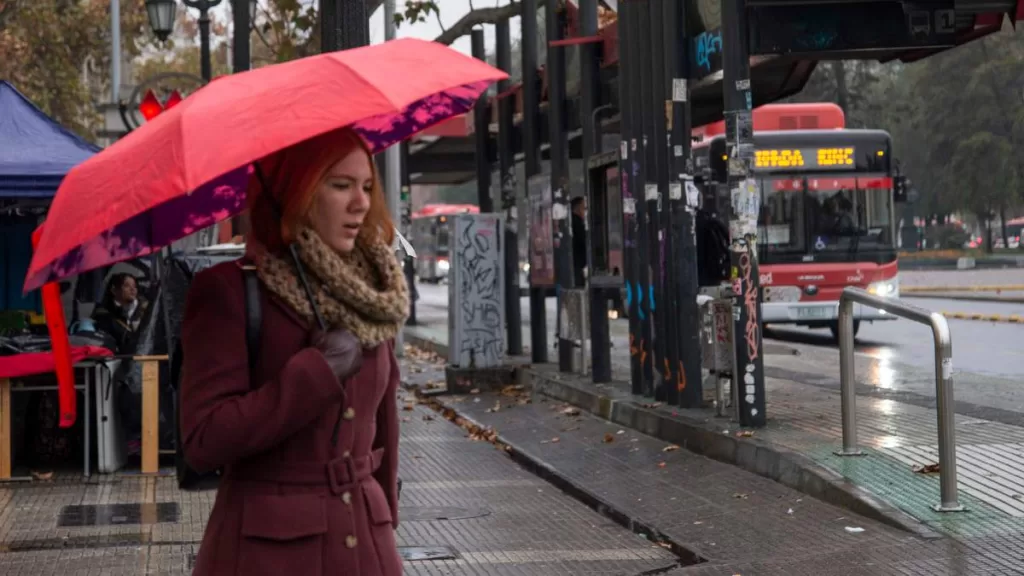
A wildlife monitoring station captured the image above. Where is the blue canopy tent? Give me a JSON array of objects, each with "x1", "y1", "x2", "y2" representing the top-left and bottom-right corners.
[{"x1": 0, "y1": 80, "x2": 100, "y2": 312}]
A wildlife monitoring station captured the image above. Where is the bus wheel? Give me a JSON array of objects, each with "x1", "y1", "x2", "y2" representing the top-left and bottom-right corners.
[{"x1": 829, "y1": 320, "x2": 860, "y2": 341}]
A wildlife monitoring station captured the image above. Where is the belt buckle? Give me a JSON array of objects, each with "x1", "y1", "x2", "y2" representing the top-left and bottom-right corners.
[{"x1": 326, "y1": 455, "x2": 358, "y2": 494}]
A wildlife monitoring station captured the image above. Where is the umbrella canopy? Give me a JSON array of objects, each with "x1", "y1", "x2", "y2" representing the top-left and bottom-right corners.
[{"x1": 25, "y1": 38, "x2": 505, "y2": 292}]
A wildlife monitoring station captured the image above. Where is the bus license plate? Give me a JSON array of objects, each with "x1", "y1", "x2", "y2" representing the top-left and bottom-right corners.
[{"x1": 797, "y1": 306, "x2": 832, "y2": 320}]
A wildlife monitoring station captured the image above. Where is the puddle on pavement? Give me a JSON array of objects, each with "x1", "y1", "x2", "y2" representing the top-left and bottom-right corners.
[
  {"x1": 399, "y1": 546, "x2": 459, "y2": 561},
  {"x1": 57, "y1": 502, "x2": 180, "y2": 527}
]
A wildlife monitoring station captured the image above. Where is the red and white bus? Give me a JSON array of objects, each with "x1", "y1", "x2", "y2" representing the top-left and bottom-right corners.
[
  {"x1": 695, "y1": 103, "x2": 899, "y2": 338},
  {"x1": 409, "y1": 203, "x2": 479, "y2": 283}
]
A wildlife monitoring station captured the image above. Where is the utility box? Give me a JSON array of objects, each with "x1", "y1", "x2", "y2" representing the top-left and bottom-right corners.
[{"x1": 447, "y1": 213, "x2": 506, "y2": 368}]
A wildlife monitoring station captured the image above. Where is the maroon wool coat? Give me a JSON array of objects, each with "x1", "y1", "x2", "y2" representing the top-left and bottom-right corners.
[{"x1": 180, "y1": 261, "x2": 402, "y2": 576}]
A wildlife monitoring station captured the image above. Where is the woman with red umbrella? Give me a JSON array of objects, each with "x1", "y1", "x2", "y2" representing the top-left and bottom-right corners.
[
  {"x1": 24, "y1": 38, "x2": 506, "y2": 576},
  {"x1": 180, "y1": 127, "x2": 408, "y2": 575}
]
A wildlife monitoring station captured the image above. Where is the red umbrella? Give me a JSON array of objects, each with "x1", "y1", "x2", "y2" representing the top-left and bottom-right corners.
[
  {"x1": 24, "y1": 38, "x2": 504, "y2": 427},
  {"x1": 25, "y1": 38, "x2": 505, "y2": 292}
]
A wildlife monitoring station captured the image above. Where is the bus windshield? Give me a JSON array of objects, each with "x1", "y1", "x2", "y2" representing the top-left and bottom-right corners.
[{"x1": 758, "y1": 176, "x2": 894, "y2": 258}]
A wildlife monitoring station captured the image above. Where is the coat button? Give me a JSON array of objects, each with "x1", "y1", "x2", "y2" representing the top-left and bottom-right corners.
[
  {"x1": 342, "y1": 450, "x2": 351, "y2": 458},
  {"x1": 341, "y1": 491, "x2": 352, "y2": 505},
  {"x1": 343, "y1": 407, "x2": 355, "y2": 420},
  {"x1": 346, "y1": 535, "x2": 358, "y2": 548}
]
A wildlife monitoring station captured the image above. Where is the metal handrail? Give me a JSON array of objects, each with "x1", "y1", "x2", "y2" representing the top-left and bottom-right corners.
[{"x1": 836, "y1": 287, "x2": 964, "y2": 512}]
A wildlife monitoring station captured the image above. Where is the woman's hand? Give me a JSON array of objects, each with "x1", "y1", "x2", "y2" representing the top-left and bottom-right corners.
[{"x1": 311, "y1": 329, "x2": 363, "y2": 382}]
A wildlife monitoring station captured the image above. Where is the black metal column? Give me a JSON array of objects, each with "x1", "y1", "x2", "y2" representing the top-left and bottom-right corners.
[
  {"x1": 197, "y1": 4, "x2": 214, "y2": 82},
  {"x1": 496, "y1": 19, "x2": 523, "y2": 356},
  {"x1": 522, "y1": 0, "x2": 548, "y2": 363},
  {"x1": 400, "y1": 141, "x2": 417, "y2": 325},
  {"x1": 634, "y1": 0, "x2": 656, "y2": 395},
  {"x1": 320, "y1": 0, "x2": 338, "y2": 51},
  {"x1": 579, "y1": 0, "x2": 609, "y2": 382},
  {"x1": 232, "y1": 0, "x2": 250, "y2": 73},
  {"x1": 666, "y1": 0, "x2": 701, "y2": 407},
  {"x1": 472, "y1": 29, "x2": 494, "y2": 213},
  {"x1": 338, "y1": 0, "x2": 368, "y2": 49},
  {"x1": 619, "y1": 0, "x2": 643, "y2": 395},
  {"x1": 546, "y1": 1, "x2": 574, "y2": 372},
  {"x1": 647, "y1": 0, "x2": 675, "y2": 404},
  {"x1": 722, "y1": 0, "x2": 766, "y2": 427}
]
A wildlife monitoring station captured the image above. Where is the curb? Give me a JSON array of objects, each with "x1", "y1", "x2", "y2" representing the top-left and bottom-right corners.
[
  {"x1": 940, "y1": 311, "x2": 1024, "y2": 324},
  {"x1": 902, "y1": 285, "x2": 1024, "y2": 294},
  {"x1": 401, "y1": 328, "x2": 942, "y2": 542},
  {"x1": 904, "y1": 293, "x2": 1024, "y2": 304}
]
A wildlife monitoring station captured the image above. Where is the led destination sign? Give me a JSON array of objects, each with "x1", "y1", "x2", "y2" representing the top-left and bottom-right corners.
[{"x1": 754, "y1": 147, "x2": 856, "y2": 171}]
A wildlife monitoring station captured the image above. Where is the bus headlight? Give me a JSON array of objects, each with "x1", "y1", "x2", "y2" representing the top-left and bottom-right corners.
[
  {"x1": 867, "y1": 279, "x2": 898, "y2": 297},
  {"x1": 438, "y1": 259, "x2": 450, "y2": 272}
]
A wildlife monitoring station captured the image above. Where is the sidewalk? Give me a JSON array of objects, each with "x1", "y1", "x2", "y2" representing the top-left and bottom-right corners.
[
  {"x1": 405, "y1": 321, "x2": 1024, "y2": 572},
  {"x1": 0, "y1": 356, "x2": 677, "y2": 575}
]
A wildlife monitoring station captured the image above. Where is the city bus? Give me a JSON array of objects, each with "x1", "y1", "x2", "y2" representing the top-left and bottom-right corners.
[
  {"x1": 409, "y1": 203, "x2": 479, "y2": 283},
  {"x1": 695, "y1": 107, "x2": 899, "y2": 338}
]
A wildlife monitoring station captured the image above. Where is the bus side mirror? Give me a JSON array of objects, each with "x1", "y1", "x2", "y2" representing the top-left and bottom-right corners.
[{"x1": 893, "y1": 175, "x2": 909, "y2": 203}]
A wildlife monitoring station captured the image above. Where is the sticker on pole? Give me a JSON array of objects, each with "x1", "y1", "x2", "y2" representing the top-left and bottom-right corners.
[
  {"x1": 623, "y1": 198, "x2": 636, "y2": 215},
  {"x1": 552, "y1": 203, "x2": 569, "y2": 220},
  {"x1": 672, "y1": 78, "x2": 688, "y2": 102},
  {"x1": 645, "y1": 184, "x2": 659, "y2": 201},
  {"x1": 669, "y1": 183, "x2": 682, "y2": 200},
  {"x1": 684, "y1": 180, "x2": 700, "y2": 208},
  {"x1": 621, "y1": 140, "x2": 628, "y2": 158},
  {"x1": 941, "y1": 357, "x2": 952, "y2": 380}
]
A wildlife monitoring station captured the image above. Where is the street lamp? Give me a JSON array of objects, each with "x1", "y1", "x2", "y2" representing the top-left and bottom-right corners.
[{"x1": 146, "y1": 0, "x2": 258, "y2": 82}]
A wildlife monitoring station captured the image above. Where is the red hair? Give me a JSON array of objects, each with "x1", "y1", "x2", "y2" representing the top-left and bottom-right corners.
[{"x1": 247, "y1": 128, "x2": 395, "y2": 254}]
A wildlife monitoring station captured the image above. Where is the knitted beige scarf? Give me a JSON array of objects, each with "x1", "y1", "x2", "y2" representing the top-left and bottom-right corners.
[{"x1": 255, "y1": 227, "x2": 410, "y2": 347}]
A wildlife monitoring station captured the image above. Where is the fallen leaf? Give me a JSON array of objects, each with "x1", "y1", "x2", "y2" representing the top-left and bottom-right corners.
[
  {"x1": 402, "y1": 403, "x2": 415, "y2": 412},
  {"x1": 616, "y1": 430, "x2": 626, "y2": 435},
  {"x1": 561, "y1": 407, "x2": 581, "y2": 416},
  {"x1": 603, "y1": 433, "x2": 615, "y2": 443},
  {"x1": 422, "y1": 414, "x2": 434, "y2": 421},
  {"x1": 912, "y1": 463, "x2": 940, "y2": 474},
  {"x1": 733, "y1": 493, "x2": 749, "y2": 499},
  {"x1": 662, "y1": 445, "x2": 680, "y2": 452},
  {"x1": 469, "y1": 388, "x2": 481, "y2": 395},
  {"x1": 551, "y1": 437, "x2": 560, "y2": 443},
  {"x1": 736, "y1": 430, "x2": 754, "y2": 437},
  {"x1": 657, "y1": 462, "x2": 666, "y2": 468}
]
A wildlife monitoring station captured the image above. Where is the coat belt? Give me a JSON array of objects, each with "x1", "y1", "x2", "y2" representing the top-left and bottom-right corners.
[{"x1": 231, "y1": 448, "x2": 384, "y2": 495}]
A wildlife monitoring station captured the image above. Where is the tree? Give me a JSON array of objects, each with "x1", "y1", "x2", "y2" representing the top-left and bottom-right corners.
[{"x1": 0, "y1": 0, "x2": 153, "y2": 140}]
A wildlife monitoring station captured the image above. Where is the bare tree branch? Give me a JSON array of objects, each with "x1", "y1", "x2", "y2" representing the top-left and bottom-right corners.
[
  {"x1": 433, "y1": 0, "x2": 545, "y2": 46},
  {"x1": 434, "y1": 9, "x2": 446, "y2": 33}
]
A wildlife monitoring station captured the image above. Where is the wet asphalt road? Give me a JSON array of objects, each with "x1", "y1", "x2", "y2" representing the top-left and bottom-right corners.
[{"x1": 414, "y1": 268, "x2": 1024, "y2": 414}]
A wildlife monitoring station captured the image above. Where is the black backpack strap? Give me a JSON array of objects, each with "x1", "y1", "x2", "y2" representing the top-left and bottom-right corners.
[{"x1": 241, "y1": 264, "x2": 262, "y2": 370}]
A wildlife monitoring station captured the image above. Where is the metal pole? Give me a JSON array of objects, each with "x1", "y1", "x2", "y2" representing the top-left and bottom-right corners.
[
  {"x1": 666, "y1": 0, "x2": 701, "y2": 408},
  {"x1": 932, "y1": 312, "x2": 961, "y2": 511},
  {"x1": 471, "y1": 29, "x2": 494, "y2": 213},
  {"x1": 111, "y1": 0, "x2": 121, "y2": 104},
  {"x1": 634, "y1": 0, "x2": 656, "y2": 395},
  {"x1": 836, "y1": 298, "x2": 860, "y2": 455},
  {"x1": 646, "y1": 0, "x2": 674, "y2": 403},
  {"x1": 384, "y1": 0, "x2": 403, "y2": 355},
  {"x1": 722, "y1": 0, "x2": 766, "y2": 427},
  {"x1": 522, "y1": 0, "x2": 548, "y2": 363},
  {"x1": 232, "y1": 0, "x2": 251, "y2": 73},
  {"x1": 198, "y1": 4, "x2": 213, "y2": 81},
  {"x1": 579, "y1": 0, "x2": 609, "y2": 382},
  {"x1": 338, "y1": 0, "x2": 369, "y2": 49},
  {"x1": 321, "y1": 0, "x2": 338, "y2": 51},
  {"x1": 618, "y1": 0, "x2": 643, "y2": 395},
  {"x1": 496, "y1": 18, "x2": 522, "y2": 356},
  {"x1": 836, "y1": 288, "x2": 963, "y2": 511},
  {"x1": 546, "y1": 0, "x2": 574, "y2": 372},
  {"x1": 400, "y1": 142, "x2": 417, "y2": 326}
]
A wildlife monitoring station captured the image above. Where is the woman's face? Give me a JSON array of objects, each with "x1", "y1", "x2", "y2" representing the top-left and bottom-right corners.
[
  {"x1": 310, "y1": 147, "x2": 374, "y2": 254},
  {"x1": 116, "y1": 277, "x2": 137, "y2": 304}
]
